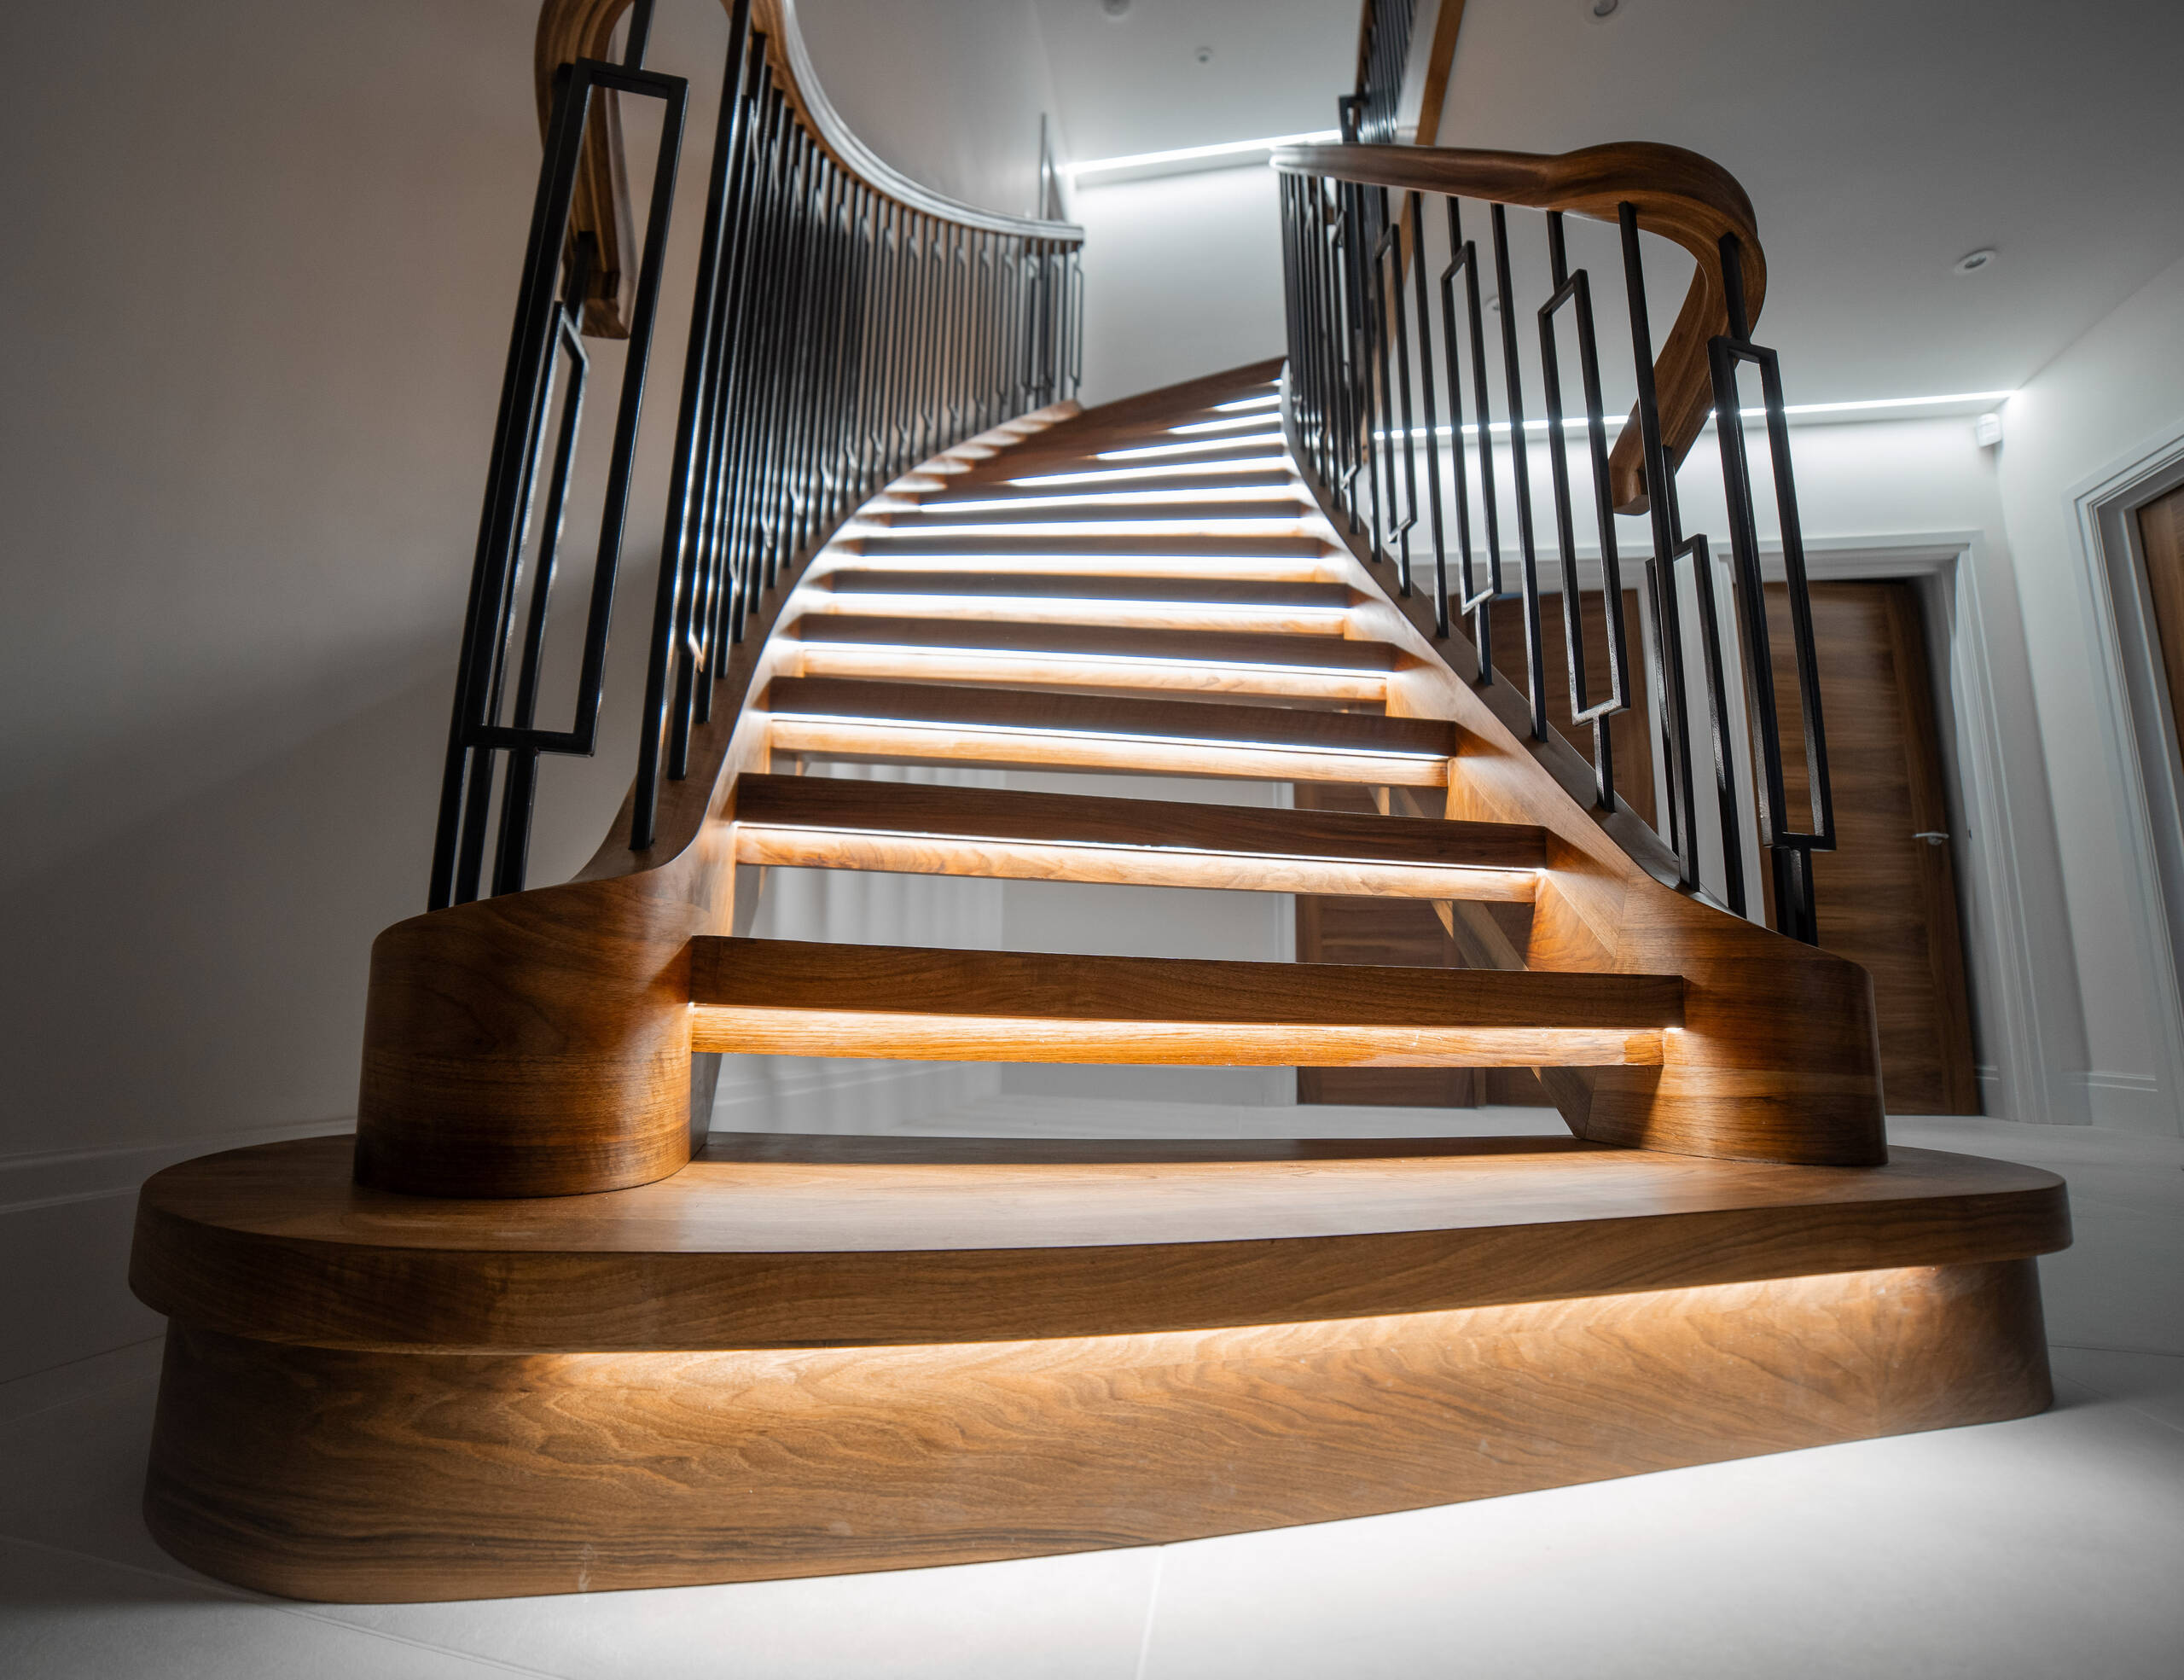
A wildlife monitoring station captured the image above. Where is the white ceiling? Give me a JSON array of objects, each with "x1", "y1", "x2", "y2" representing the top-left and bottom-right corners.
[
  {"x1": 1433, "y1": 0, "x2": 2184, "y2": 404},
  {"x1": 1031, "y1": 0, "x2": 1356, "y2": 160},
  {"x1": 1032, "y1": 0, "x2": 2184, "y2": 404}
]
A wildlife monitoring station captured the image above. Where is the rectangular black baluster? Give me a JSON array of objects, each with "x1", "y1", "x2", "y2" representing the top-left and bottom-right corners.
[
  {"x1": 1674, "y1": 532, "x2": 1747, "y2": 916},
  {"x1": 1374, "y1": 192, "x2": 1420, "y2": 596},
  {"x1": 1490, "y1": 203, "x2": 1546, "y2": 741},
  {"x1": 1536, "y1": 210, "x2": 1631, "y2": 811},
  {"x1": 659, "y1": 3, "x2": 752, "y2": 778},
  {"x1": 489, "y1": 282, "x2": 592, "y2": 898},
  {"x1": 1405, "y1": 190, "x2": 1449, "y2": 633},
  {"x1": 1441, "y1": 197, "x2": 1502, "y2": 683},
  {"x1": 1618, "y1": 200, "x2": 1700, "y2": 888},
  {"x1": 1710, "y1": 231, "x2": 1834, "y2": 939}
]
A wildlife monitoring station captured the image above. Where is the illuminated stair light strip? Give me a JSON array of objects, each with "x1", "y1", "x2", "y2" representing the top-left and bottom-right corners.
[
  {"x1": 1168, "y1": 413, "x2": 1284, "y2": 436},
  {"x1": 799, "y1": 642, "x2": 1385, "y2": 682},
  {"x1": 810, "y1": 593, "x2": 1349, "y2": 622},
  {"x1": 1007, "y1": 456, "x2": 1291, "y2": 488},
  {"x1": 1094, "y1": 432, "x2": 1287, "y2": 462},
  {"x1": 895, "y1": 517, "x2": 1311, "y2": 539},
  {"x1": 766, "y1": 712, "x2": 1444, "y2": 763},
  {"x1": 918, "y1": 485, "x2": 1301, "y2": 514},
  {"x1": 1211, "y1": 392, "x2": 1283, "y2": 412},
  {"x1": 741, "y1": 820, "x2": 1528, "y2": 872}
]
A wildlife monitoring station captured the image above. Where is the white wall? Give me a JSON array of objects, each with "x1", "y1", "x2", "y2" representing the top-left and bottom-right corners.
[
  {"x1": 795, "y1": 0, "x2": 1062, "y2": 219},
  {"x1": 1072, "y1": 165, "x2": 1287, "y2": 405},
  {"x1": 1992, "y1": 252, "x2": 2184, "y2": 1135}
]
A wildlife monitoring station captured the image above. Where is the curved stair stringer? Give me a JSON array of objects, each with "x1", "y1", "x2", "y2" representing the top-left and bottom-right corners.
[
  {"x1": 354, "y1": 402, "x2": 1080, "y2": 1199},
  {"x1": 1289, "y1": 419, "x2": 1887, "y2": 1167}
]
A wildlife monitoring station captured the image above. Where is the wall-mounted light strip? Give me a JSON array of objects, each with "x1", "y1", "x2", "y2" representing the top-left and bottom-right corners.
[
  {"x1": 1369, "y1": 389, "x2": 2021, "y2": 445},
  {"x1": 1063, "y1": 129, "x2": 1342, "y2": 186}
]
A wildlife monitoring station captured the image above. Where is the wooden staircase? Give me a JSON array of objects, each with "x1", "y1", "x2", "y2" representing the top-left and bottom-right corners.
[{"x1": 131, "y1": 363, "x2": 2069, "y2": 1602}]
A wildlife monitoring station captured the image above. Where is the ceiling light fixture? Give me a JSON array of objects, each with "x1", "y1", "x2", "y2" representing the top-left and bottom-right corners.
[
  {"x1": 1954, "y1": 247, "x2": 1996, "y2": 276},
  {"x1": 1591, "y1": 0, "x2": 1623, "y2": 16}
]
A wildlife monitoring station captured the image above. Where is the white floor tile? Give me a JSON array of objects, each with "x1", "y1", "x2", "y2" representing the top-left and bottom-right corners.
[
  {"x1": 0, "y1": 1538, "x2": 555, "y2": 1680},
  {"x1": 322, "y1": 1547, "x2": 1159, "y2": 1680},
  {"x1": 2052, "y1": 1346, "x2": 2184, "y2": 1435},
  {"x1": 1137, "y1": 1398, "x2": 2184, "y2": 1680}
]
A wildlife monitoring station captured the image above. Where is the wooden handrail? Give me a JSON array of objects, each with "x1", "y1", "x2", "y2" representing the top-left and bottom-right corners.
[
  {"x1": 1271, "y1": 139, "x2": 1765, "y2": 514},
  {"x1": 536, "y1": 0, "x2": 1082, "y2": 336}
]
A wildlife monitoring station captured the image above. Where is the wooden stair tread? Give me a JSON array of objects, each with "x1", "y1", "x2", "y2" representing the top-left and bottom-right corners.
[
  {"x1": 793, "y1": 613, "x2": 1399, "y2": 670},
  {"x1": 763, "y1": 677, "x2": 1457, "y2": 782},
  {"x1": 131, "y1": 1135, "x2": 2069, "y2": 1351},
  {"x1": 735, "y1": 774, "x2": 1543, "y2": 866},
  {"x1": 819, "y1": 572, "x2": 1352, "y2": 608}
]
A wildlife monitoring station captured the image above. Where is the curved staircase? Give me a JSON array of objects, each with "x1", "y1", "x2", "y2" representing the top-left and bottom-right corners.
[{"x1": 126, "y1": 0, "x2": 2069, "y2": 1605}]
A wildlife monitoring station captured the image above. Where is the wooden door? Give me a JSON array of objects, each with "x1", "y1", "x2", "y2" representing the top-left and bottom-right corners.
[
  {"x1": 1763, "y1": 580, "x2": 1978, "y2": 1113},
  {"x1": 2136, "y1": 484, "x2": 2184, "y2": 733}
]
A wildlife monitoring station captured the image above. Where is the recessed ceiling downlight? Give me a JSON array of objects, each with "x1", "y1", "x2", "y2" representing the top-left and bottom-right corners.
[
  {"x1": 1101, "y1": 0, "x2": 1130, "y2": 18},
  {"x1": 1591, "y1": 0, "x2": 1623, "y2": 18},
  {"x1": 1954, "y1": 247, "x2": 1997, "y2": 276}
]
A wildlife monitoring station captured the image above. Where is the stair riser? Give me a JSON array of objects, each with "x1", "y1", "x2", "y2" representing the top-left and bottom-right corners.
[{"x1": 734, "y1": 828, "x2": 1539, "y2": 901}]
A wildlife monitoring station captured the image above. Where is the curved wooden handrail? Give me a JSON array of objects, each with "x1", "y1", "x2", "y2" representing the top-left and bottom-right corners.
[
  {"x1": 1271, "y1": 140, "x2": 1765, "y2": 514},
  {"x1": 537, "y1": 0, "x2": 1082, "y2": 335}
]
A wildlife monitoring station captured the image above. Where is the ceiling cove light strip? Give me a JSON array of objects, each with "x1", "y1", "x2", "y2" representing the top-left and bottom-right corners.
[
  {"x1": 1062, "y1": 130, "x2": 1342, "y2": 183},
  {"x1": 1368, "y1": 390, "x2": 2022, "y2": 444}
]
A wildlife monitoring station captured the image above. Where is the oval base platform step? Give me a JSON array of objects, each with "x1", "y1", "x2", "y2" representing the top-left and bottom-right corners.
[{"x1": 131, "y1": 1133, "x2": 2066, "y2": 1602}]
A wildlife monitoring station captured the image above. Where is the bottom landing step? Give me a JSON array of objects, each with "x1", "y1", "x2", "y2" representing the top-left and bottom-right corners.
[{"x1": 128, "y1": 1134, "x2": 2068, "y2": 1602}]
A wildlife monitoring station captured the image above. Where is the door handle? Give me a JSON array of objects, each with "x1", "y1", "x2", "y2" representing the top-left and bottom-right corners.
[{"x1": 1913, "y1": 831, "x2": 1949, "y2": 846}]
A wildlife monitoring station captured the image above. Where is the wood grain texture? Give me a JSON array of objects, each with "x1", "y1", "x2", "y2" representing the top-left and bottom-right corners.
[
  {"x1": 132, "y1": 1134, "x2": 2067, "y2": 1352},
  {"x1": 687, "y1": 936, "x2": 1678, "y2": 1064},
  {"x1": 1763, "y1": 582, "x2": 1978, "y2": 1114},
  {"x1": 2140, "y1": 484, "x2": 2184, "y2": 750},
  {"x1": 142, "y1": 1259, "x2": 2052, "y2": 1601},
  {"x1": 354, "y1": 408, "x2": 1077, "y2": 1198},
  {"x1": 1292, "y1": 404, "x2": 1890, "y2": 1166},
  {"x1": 535, "y1": 0, "x2": 1081, "y2": 335},
  {"x1": 795, "y1": 615, "x2": 1397, "y2": 671},
  {"x1": 764, "y1": 675, "x2": 1456, "y2": 782},
  {"x1": 1272, "y1": 139, "x2": 1763, "y2": 513},
  {"x1": 733, "y1": 771, "x2": 1543, "y2": 901}
]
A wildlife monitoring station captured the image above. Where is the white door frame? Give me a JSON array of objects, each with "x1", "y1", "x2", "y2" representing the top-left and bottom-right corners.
[{"x1": 2064, "y1": 419, "x2": 2184, "y2": 1132}]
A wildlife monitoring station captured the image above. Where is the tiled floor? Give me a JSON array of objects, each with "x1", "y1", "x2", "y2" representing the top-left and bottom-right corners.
[{"x1": 3, "y1": 1110, "x2": 2180, "y2": 1678}]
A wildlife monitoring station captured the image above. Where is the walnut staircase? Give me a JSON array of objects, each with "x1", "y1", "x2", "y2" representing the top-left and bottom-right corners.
[{"x1": 131, "y1": 364, "x2": 2069, "y2": 1602}]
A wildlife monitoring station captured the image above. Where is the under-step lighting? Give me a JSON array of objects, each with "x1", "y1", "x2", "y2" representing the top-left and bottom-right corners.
[
  {"x1": 1095, "y1": 432, "x2": 1287, "y2": 462},
  {"x1": 766, "y1": 712, "x2": 1445, "y2": 763},
  {"x1": 1169, "y1": 414, "x2": 1284, "y2": 436},
  {"x1": 885, "y1": 517, "x2": 1311, "y2": 540},
  {"x1": 918, "y1": 485, "x2": 1299, "y2": 514},
  {"x1": 1007, "y1": 456, "x2": 1289, "y2": 488},
  {"x1": 1211, "y1": 393, "x2": 1283, "y2": 413}
]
